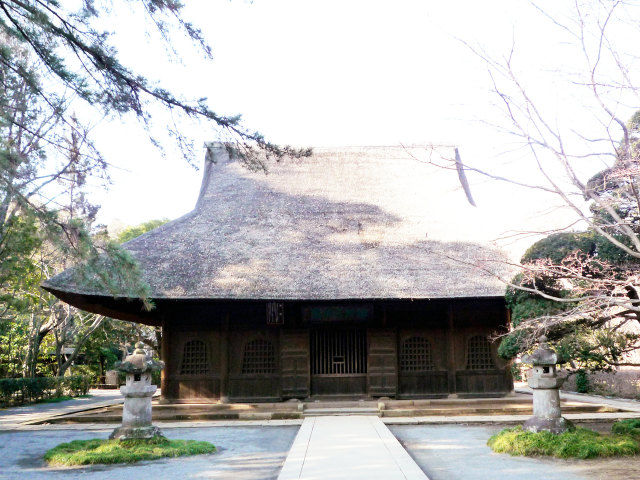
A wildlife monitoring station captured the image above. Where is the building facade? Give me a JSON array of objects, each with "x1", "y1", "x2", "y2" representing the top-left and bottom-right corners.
[
  {"x1": 158, "y1": 298, "x2": 510, "y2": 402},
  {"x1": 45, "y1": 144, "x2": 514, "y2": 402}
]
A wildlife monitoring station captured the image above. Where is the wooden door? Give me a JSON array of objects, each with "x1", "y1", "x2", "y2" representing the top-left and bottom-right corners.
[
  {"x1": 310, "y1": 329, "x2": 367, "y2": 396},
  {"x1": 280, "y1": 330, "x2": 310, "y2": 399},
  {"x1": 367, "y1": 329, "x2": 397, "y2": 397}
]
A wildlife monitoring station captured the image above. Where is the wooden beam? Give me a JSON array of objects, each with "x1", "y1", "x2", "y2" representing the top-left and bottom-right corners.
[
  {"x1": 446, "y1": 304, "x2": 457, "y2": 397},
  {"x1": 219, "y1": 312, "x2": 230, "y2": 403},
  {"x1": 160, "y1": 316, "x2": 170, "y2": 401}
]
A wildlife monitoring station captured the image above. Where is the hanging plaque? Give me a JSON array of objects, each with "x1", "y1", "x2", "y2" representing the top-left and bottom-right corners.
[{"x1": 266, "y1": 302, "x2": 284, "y2": 325}]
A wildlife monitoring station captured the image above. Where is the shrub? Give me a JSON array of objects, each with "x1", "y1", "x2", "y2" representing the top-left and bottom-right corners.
[
  {"x1": 612, "y1": 419, "x2": 640, "y2": 437},
  {"x1": 69, "y1": 365, "x2": 100, "y2": 384},
  {"x1": 0, "y1": 378, "x2": 22, "y2": 405},
  {"x1": 487, "y1": 426, "x2": 639, "y2": 459},
  {"x1": 510, "y1": 363, "x2": 522, "y2": 381},
  {"x1": 575, "y1": 369, "x2": 590, "y2": 393},
  {"x1": 64, "y1": 375, "x2": 91, "y2": 396},
  {"x1": 23, "y1": 377, "x2": 53, "y2": 402},
  {"x1": 0, "y1": 375, "x2": 92, "y2": 406},
  {"x1": 151, "y1": 368, "x2": 161, "y2": 386}
]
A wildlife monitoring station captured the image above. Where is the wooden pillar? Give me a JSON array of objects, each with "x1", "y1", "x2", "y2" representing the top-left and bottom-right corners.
[
  {"x1": 505, "y1": 306, "x2": 515, "y2": 394},
  {"x1": 219, "y1": 312, "x2": 230, "y2": 403},
  {"x1": 160, "y1": 317, "x2": 170, "y2": 402},
  {"x1": 446, "y1": 304, "x2": 457, "y2": 397}
]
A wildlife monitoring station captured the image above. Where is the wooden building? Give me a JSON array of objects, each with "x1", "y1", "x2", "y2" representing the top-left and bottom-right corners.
[{"x1": 44, "y1": 144, "x2": 514, "y2": 402}]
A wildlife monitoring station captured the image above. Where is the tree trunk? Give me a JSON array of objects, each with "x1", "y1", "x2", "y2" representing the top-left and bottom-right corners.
[
  {"x1": 57, "y1": 315, "x2": 105, "y2": 377},
  {"x1": 23, "y1": 314, "x2": 50, "y2": 377},
  {"x1": 23, "y1": 310, "x2": 61, "y2": 377}
]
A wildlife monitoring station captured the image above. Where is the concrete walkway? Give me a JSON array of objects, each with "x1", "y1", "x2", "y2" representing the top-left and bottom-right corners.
[
  {"x1": 278, "y1": 416, "x2": 428, "y2": 480},
  {"x1": 517, "y1": 385, "x2": 640, "y2": 413},
  {"x1": 0, "y1": 389, "x2": 125, "y2": 429}
]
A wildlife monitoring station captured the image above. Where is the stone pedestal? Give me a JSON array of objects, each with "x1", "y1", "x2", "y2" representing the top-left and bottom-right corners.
[
  {"x1": 523, "y1": 375, "x2": 572, "y2": 434},
  {"x1": 522, "y1": 336, "x2": 572, "y2": 434},
  {"x1": 110, "y1": 342, "x2": 165, "y2": 441},
  {"x1": 105, "y1": 370, "x2": 119, "y2": 387}
]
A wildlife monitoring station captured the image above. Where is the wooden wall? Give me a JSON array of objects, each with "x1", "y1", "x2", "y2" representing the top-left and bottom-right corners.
[
  {"x1": 163, "y1": 326, "x2": 222, "y2": 401},
  {"x1": 160, "y1": 298, "x2": 513, "y2": 402}
]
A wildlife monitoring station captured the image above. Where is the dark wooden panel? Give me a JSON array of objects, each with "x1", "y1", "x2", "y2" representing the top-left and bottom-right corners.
[
  {"x1": 311, "y1": 375, "x2": 367, "y2": 396},
  {"x1": 228, "y1": 375, "x2": 280, "y2": 401},
  {"x1": 455, "y1": 370, "x2": 511, "y2": 395},
  {"x1": 177, "y1": 377, "x2": 219, "y2": 399},
  {"x1": 367, "y1": 329, "x2": 397, "y2": 397},
  {"x1": 163, "y1": 378, "x2": 180, "y2": 399},
  {"x1": 280, "y1": 330, "x2": 310, "y2": 399},
  {"x1": 398, "y1": 371, "x2": 448, "y2": 397}
]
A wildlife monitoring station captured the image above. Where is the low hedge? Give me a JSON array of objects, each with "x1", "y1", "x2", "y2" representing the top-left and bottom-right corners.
[{"x1": 0, "y1": 375, "x2": 91, "y2": 406}]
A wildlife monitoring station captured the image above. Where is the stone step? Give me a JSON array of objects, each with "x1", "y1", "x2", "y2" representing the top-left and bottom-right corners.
[
  {"x1": 35, "y1": 392, "x2": 627, "y2": 424},
  {"x1": 38, "y1": 410, "x2": 303, "y2": 424},
  {"x1": 304, "y1": 401, "x2": 378, "y2": 409},
  {"x1": 304, "y1": 407, "x2": 380, "y2": 417},
  {"x1": 381, "y1": 404, "x2": 621, "y2": 417}
]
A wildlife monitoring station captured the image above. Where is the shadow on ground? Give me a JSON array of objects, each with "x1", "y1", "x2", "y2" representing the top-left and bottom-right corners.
[
  {"x1": 391, "y1": 423, "x2": 640, "y2": 480},
  {"x1": 0, "y1": 425, "x2": 298, "y2": 480}
]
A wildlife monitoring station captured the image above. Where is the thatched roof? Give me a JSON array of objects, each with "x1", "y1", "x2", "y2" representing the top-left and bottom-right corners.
[{"x1": 44, "y1": 144, "x2": 514, "y2": 302}]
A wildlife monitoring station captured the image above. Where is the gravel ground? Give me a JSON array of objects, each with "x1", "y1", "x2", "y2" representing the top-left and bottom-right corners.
[
  {"x1": 5, "y1": 421, "x2": 640, "y2": 480},
  {"x1": 390, "y1": 423, "x2": 640, "y2": 480},
  {"x1": 0, "y1": 425, "x2": 298, "y2": 480}
]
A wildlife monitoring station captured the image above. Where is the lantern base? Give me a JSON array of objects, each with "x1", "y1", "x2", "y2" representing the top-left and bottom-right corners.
[
  {"x1": 523, "y1": 416, "x2": 573, "y2": 435},
  {"x1": 109, "y1": 425, "x2": 165, "y2": 441}
]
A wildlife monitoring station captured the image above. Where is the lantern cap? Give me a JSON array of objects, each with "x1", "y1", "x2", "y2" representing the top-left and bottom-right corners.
[
  {"x1": 115, "y1": 341, "x2": 164, "y2": 374},
  {"x1": 522, "y1": 336, "x2": 563, "y2": 366}
]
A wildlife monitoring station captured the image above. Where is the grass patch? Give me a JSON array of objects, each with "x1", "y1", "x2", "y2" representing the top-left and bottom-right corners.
[
  {"x1": 44, "y1": 437, "x2": 216, "y2": 466},
  {"x1": 487, "y1": 426, "x2": 639, "y2": 459},
  {"x1": 612, "y1": 419, "x2": 640, "y2": 437}
]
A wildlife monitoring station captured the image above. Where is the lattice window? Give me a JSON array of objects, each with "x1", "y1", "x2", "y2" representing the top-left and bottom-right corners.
[
  {"x1": 400, "y1": 336, "x2": 434, "y2": 372},
  {"x1": 180, "y1": 340, "x2": 210, "y2": 375},
  {"x1": 310, "y1": 329, "x2": 367, "y2": 375},
  {"x1": 466, "y1": 335, "x2": 494, "y2": 370},
  {"x1": 242, "y1": 339, "x2": 276, "y2": 374}
]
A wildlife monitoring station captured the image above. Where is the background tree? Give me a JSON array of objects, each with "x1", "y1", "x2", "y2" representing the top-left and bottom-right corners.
[
  {"x1": 0, "y1": 215, "x2": 167, "y2": 380},
  {"x1": 50, "y1": 217, "x2": 167, "y2": 380},
  {"x1": 0, "y1": 56, "x2": 164, "y2": 378},
  {"x1": 116, "y1": 218, "x2": 169, "y2": 244},
  {"x1": 0, "y1": 3, "x2": 310, "y2": 345},
  {"x1": 498, "y1": 107, "x2": 640, "y2": 369},
  {"x1": 441, "y1": 2, "x2": 640, "y2": 366},
  {"x1": 0, "y1": 0, "x2": 310, "y2": 170}
]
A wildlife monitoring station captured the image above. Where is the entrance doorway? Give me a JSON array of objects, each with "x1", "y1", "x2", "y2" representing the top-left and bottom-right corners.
[{"x1": 310, "y1": 328, "x2": 367, "y2": 396}]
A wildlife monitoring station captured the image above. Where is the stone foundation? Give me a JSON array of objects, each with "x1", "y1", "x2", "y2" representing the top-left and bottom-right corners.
[
  {"x1": 109, "y1": 425, "x2": 165, "y2": 441},
  {"x1": 523, "y1": 416, "x2": 573, "y2": 435}
]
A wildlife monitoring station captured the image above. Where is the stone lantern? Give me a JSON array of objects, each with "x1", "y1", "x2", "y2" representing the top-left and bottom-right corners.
[
  {"x1": 110, "y1": 341, "x2": 165, "y2": 440},
  {"x1": 522, "y1": 336, "x2": 572, "y2": 434}
]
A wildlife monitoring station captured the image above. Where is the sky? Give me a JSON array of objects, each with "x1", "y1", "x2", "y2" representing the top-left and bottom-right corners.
[{"x1": 86, "y1": 0, "x2": 639, "y2": 249}]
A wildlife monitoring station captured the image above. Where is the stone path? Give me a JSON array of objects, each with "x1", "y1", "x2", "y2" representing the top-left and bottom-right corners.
[
  {"x1": 0, "y1": 390, "x2": 125, "y2": 429},
  {"x1": 278, "y1": 416, "x2": 428, "y2": 480}
]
